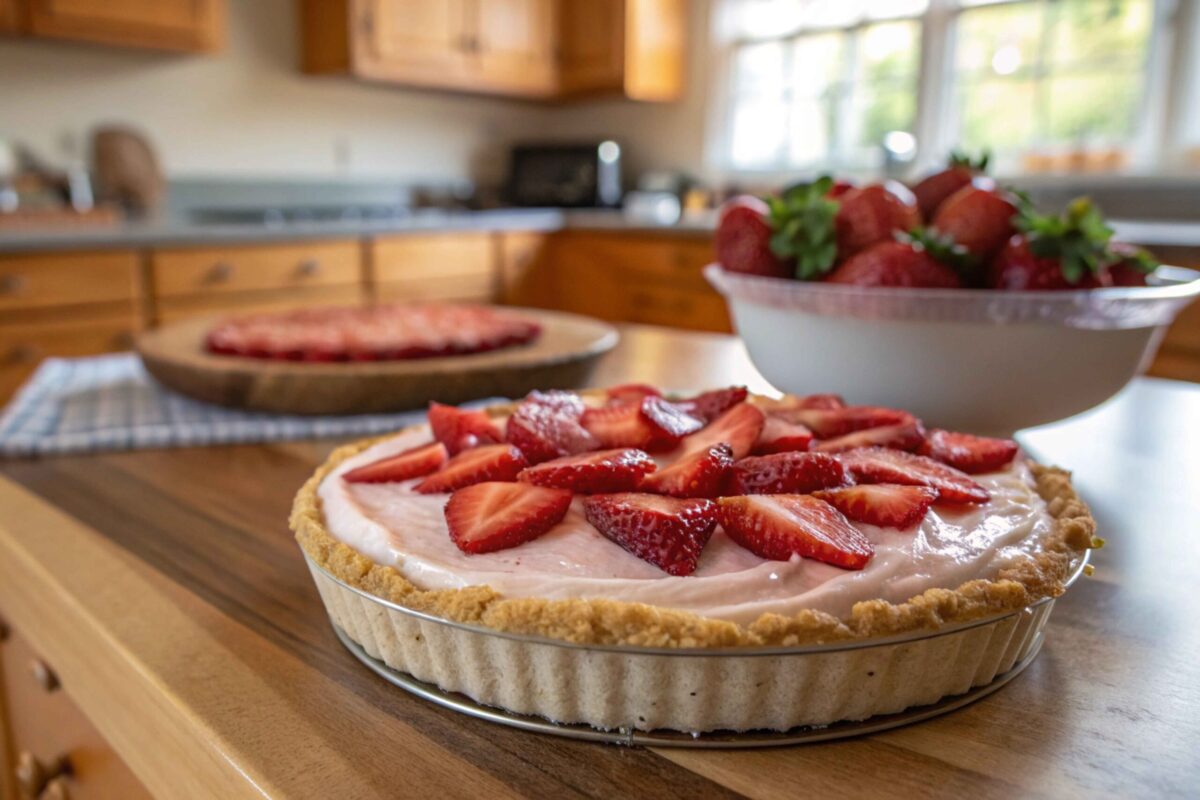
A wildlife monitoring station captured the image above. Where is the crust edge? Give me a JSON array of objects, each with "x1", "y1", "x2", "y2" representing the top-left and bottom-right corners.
[{"x1": 290, "y1": 409, "x2": 1097, "y2": 648}]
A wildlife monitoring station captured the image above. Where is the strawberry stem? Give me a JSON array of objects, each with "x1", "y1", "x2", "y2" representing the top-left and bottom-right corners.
[
  {"x1": 1013, "y1": 194, "x2": 1116, "y2": 284},
  {"x1": 765, "y1": 176, "x2": 840, "y2": 280}
]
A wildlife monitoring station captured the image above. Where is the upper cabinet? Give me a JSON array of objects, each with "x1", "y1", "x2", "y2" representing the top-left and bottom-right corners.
[
  {"x1": 301, "y1": 0, "x2": 683, "y2": 102},
  {"x1": 11, "y1": 0, "x2": 224, "y2": 52},
  {"x1": 0, "y1": 0, "x2": 21, "y2": 34}
]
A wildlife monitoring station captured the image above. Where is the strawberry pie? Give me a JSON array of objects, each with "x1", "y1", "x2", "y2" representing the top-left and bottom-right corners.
[
  {"x1": 206, "y1": 303, "x2": 541, "y2": 361},
  {"x1": 292, "y1": 385, "x2": 1097, "y2": 732}
]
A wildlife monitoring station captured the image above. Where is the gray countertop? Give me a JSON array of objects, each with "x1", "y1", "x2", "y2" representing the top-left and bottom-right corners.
[
  {"x1": 0, "y1": 208, "x2": 718, "y2": 253},
  {"x1": 1, "y1": 205, "x2": 1196, "y2": 253}
]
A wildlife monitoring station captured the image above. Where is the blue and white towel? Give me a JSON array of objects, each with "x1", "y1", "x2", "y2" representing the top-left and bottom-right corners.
[{"x1": 0, "y1": 353, "x2": 485, "y2": 457}]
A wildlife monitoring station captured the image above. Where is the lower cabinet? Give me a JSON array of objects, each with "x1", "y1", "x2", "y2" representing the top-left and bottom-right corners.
[
  {"x1": 0, "y1": 618, "x2": 152, "y2": 800},
  {"x1": 371, "y1": 233, "x2": 497, "y2": 303}
]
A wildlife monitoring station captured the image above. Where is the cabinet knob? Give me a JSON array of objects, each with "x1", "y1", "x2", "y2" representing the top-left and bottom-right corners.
[
  {"x1": 0, "y1": 273, "x2": 26, "y2": 294},
  {"x1": 30, "y1": 658, "x2": 60, "y2": 692},
  {"x1": 295, "y1": 259, "x2": 321, "y2": 277},
  {"x1": 14, "y1": 752, "x2": 69, "y2": 799},
  {"x1": 203, "y1": 262, "x2": 235, "y2": 284}
]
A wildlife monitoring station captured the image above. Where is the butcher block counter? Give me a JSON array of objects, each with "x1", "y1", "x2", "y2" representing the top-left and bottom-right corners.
[{"x1": 0, "y1": 325, "x2": 1197, "y2": 799}]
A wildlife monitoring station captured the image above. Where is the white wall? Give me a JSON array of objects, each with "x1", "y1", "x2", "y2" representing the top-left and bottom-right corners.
[
  {"x1": 0, "y1": 0, "x2": 552, "y2": 182},
  {"x1": 0, "y1": 0, "x2": 721, "y2": 186}
]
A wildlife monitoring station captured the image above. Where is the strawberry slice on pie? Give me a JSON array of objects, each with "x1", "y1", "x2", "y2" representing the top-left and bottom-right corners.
[
  {"x1": 583, "y1": 493, "x2": 718, "y2": 576},
  {"x1": 674, "y1": 386, "x2": 749, "y2": 423},
  {"x1": 812, "y1": 420, "x2": 925, "y2": 453},
  {"x1": 679, "y1": 402, "x2": 765, "y2": 460},
  {"x1": 639, "y1": 443, "x2": 733, "y2": 498},
  {"x1": 813, "y1": 484, "x2": 939, "y2": 529},
  {"x1": 506, "y1": 391, "x2": 599, "y2": 464},
  {"x1": 428, "y1": 402, "x2": 504, "y2": 455},
  {"x1": 581, "y1": 396, "x2": 702, "y2": 452},
  {"x1": 414, "y1": 443, "x2": 528, "y2": 494},
  {"x1": 342, "y1": 441, "x2": 449, "y2": 484},
  {"x1": 725, "y1": 451, "x2": 848, "y2": 495},
  {"x1": 837, "y1": 447, "x2": 989, "y2": 504},
  {"x1": 775, "y1": 405, "x2": 914, "y2": 438},
  {"x1": 717, "y1": 494, "x2": 874, "y2": 570},
  {"x1": 604, "y1": 383, "x2": 662, "y2": 406},
  {"x1": 753, "y1": 415, "x2": 814, "y2": 455},
  {"x1": 919, "y1": 429, "x2": 1019, "y2": 474},
  {"x1": 445, "y1": 482, "x2": 573, "y2": 554},
  {"x1": 518, "y1": 448, "x2": 656, "y2": 493}
]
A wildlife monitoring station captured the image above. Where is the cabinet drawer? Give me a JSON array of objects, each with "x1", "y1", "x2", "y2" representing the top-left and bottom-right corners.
[
  {"x1": 155, "y1": 284, "x2": 366, "y2": 324},
  {"x1": 0, "y1": 251, "x2": 138, "y2": 312},
  {"x1": 622, "y1": 284, "x2": 731, "y2": 333},
  {"x1": 0, "y1": 626, "x2": 152, "y2": 800},
  {"x1": 371, "y1": 233, "x2": 495, "y2": 285},
  {"x1": 152, "y1": 240, "x2": 361, "y2": 299},
  {"x1": 0, "y1": 317, "x2": 136, "y2": 402},
  {"x1": 561, "y1": 232, "x2": 715, "y2": 291}
]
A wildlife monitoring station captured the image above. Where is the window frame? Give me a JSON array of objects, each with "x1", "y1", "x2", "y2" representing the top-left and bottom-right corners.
[{"x1": 707, "y1": 0, "x2": 1193, "y2": 179}]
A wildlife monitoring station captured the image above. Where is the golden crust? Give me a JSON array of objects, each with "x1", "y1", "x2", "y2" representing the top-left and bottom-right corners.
[{"x1": 290, "y1": 401, "x2": 1098, "y2": 648}]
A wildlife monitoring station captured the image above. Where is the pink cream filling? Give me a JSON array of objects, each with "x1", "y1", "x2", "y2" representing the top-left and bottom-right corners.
[{"x1": 318, "y1": 423, "x2": 1057, "y2": 626}]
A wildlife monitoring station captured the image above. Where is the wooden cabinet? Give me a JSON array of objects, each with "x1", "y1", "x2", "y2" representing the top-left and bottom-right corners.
[
  {"x1": 0, "y1": 250, "x2": 138, "y2": 314},
  {"x1": 0, "y1": 0, "x2": 21, "y2": 34},
  {"x1": 558, "y1": 0, "x2": 684, "y2": 101},
  {"x1": 0, "y1": 621, "x2": 152, "y2": 800},
  {"x1": 24, "y1": 0, "x2": 224, "y2": 52},
  {"x1": 301, "y1": 0, "x2": 682, "y2": 101},
  {"x1": 150, "y1": 240, "x2": 365, "y2": 323},
  {"x1": 504, "y1": 231, "x2": 730, "y2": 332},
  {"x1": 371, "y1": 233, "x2": 498, "y2": 303}
]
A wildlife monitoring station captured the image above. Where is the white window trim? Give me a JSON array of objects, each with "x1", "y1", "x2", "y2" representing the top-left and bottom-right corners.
[{"x1": 704, "y1": 0, "x2": 1197, "y2": 180}]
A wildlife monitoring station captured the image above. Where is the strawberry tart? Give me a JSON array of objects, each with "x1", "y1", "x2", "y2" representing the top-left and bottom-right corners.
[
  {"x1": 292, "y1": 385, "x2": 1097, "y2": 733},
  {"x1": 206, "y1": 303, "x2": 541, "y2": 361}
]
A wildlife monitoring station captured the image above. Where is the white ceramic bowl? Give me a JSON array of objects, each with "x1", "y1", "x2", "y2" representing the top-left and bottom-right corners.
[{"x1": 705, "y1": 264, "x2": 1200, "y2": 434}]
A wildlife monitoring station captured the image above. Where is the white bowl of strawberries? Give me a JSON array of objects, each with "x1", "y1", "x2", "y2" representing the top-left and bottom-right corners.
[{"x1": 709, "y1": 167, "x2": 1200, "y2": 434}]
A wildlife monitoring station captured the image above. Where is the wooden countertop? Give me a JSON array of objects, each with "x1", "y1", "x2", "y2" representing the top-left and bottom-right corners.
[{"x1": 0, "y1": 324, "x2": 1197, "y2": 799}]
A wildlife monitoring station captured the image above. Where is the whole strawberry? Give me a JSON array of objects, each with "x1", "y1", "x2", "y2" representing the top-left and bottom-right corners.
[
  {"x1": 715, "y1": 195, "x2": 793, "y2": 278},
  {"x1": 1105, "y1": 241, "x2": 1158, "y2": 286},
  {"x1": 988, "y1": 197, "x2": 1117, "y2": 290},
  {"x1": 911, "y1": 151, "x2": 988, "y2": 219},
  {"x1": 825, "y1": 231, "x2": 964, "y2": 288},
  {"x1": 931, "y1": 179, "x2": 1018, "y2": 265},
  {"x1": 835, "y1": 182, "x2": 922, "y2": 260}
]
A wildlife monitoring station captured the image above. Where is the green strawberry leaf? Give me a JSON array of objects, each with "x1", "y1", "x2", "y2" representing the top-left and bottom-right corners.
[
  {"x1": 1014, "y1": 195, "x2": 1115, "y2": 284},
  {"x1": 764, "y1": 175, "x2": 840, "y2": 279}
]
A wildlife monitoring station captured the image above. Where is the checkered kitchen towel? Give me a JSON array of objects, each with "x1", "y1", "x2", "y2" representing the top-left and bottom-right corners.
[{"x1": 0, "y1": 353, "x2": 487, "y2": 457}]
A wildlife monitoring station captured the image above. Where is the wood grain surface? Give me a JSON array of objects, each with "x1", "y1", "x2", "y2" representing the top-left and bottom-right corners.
[{"x1": 0, "y1": 324, "x2": 1197, "y2": 799}]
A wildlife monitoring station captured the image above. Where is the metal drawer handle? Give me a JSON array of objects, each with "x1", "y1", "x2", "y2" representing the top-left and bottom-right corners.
[
  {"x1": 31, "y1": 658, "x2": 60, "y2": 692},
  {"x1": 203, "y1": 261, "x2": 235, "y2": 285},
  {"x1": 0, "y1": 273, "x2": 26, "y2": 294},
  {"x1": 15, "y1": 752, "x2": 70, "y2": 799},
  {"x1": 295, "y1": 259, "x2": 321, "y2": 278}
]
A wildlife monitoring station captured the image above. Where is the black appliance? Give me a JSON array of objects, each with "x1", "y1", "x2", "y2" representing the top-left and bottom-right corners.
[{"x1": 507, "y1": 141, "x2": 623, "y2": 208}]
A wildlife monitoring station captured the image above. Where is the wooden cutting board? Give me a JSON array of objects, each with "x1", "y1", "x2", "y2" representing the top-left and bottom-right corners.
[{"x1": 136, "y1": 308, "x2": 619, "y2": 415}]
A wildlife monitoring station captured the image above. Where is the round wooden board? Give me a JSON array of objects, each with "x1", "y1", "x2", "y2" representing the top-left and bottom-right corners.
[{"x1": 136, "y1": 308, "x2": 619, "y2": 415}]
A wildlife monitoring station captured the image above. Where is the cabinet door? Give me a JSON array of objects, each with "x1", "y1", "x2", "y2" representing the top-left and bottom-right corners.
[
  {"x1": 26, "y1": 0, "x2": 224, "y2": 52},
  {"x1": 0, "y1": 0, "x2": 21, "y2": 34},
  {"x1": 474, "y1": 0, "x2": 555, "y2": 96},
  {"x1": 355, "y1": 0, "x2": 472, "y2": 85},
  {"x1": 371, "y1": 233, "x2": 497, "y2": 303},
  {"x1": 557, "y1": 0, "x2": 625, "y2": 94}
]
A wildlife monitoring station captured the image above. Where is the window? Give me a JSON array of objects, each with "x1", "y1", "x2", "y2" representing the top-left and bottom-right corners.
[{"x1": 717, "y1": 0, "x2": 1180, "y2": 174}]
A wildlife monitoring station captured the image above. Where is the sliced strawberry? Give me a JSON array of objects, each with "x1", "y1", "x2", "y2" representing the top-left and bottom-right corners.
[
  {"x1": 774, "y1": 405, "x2": 914, "y2": 438},
  {"x1": 518, "y1": 448, "x2": 656, "y2": 493},
  {"x1": 674, "y1": 386, "x2": 749, "y2": 423},
  {"x1": 753, "y1": 415, "x2": 814, "y2": 455},
  {"x1": 725, "y1": 451, "x2": 847, "y2": 495},
  {"x1": 679, "y1": 402, "x2": 765, "y2": 460},
  {"x1": 506, "y1": 394, "x2": 598, "y2": 464},
  {"x1": 606, "y1": 383, "x2": 662, "y2": 406},
  {"x1": 791, "y1": 393, "x2": 846, "y2": 410},
  {"x1": 639, "y1": 443, "x2": 733, "y2": 499},
  {"x1": 837, "y1": 447, "x2": 989, "y2": 504},
  {"x1": 581, "y1": 396, "x2": 700, "y2": 452},
  {"x1": 428, "y1": 402, "x2": 503, "y2": 455},
  {"x1": 717, "y1": 494, "x2": 873, "y2": 569},
  {"x1": 342, "y1": 441, "x2": 448, "y2": 484},
  {"x1": 583, "y1": 493, "x2": 718, "y2": 576},
  {"x1": 813, "y1": 484, "x2": 938, "y2": 529},
  {"x1": 414, "y1": 443, "x2": 528, "y2": 494},
  {"x1": 919, "y1": 429, "x2": 1019, "y2": 474},
  {"x1": 445, "y1": 482, "x2": 573, "y2": 554},
  {"x1": 812, "y1": 420, "x2": 925, "y2": 453}
]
